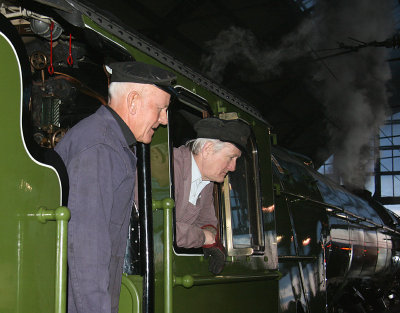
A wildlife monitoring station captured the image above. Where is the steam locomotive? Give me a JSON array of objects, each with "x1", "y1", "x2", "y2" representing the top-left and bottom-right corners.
[{"x1": 0, "y1": 1, "x2": 399, "y2": 312}]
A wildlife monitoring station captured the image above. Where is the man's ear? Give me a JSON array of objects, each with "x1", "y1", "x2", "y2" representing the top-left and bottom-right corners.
[
  {"x1": 202, "y1": 141, "x2": 214, "y2": 158},
  {"x1": 127, "y1": 91, "x2": 139, "y2": 115}
]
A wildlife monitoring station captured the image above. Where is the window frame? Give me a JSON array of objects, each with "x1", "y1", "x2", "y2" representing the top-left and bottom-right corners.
[
  {"x1": 167, "y1": 86, "x2": 215, "y2": 255},
  {"x1": 220, "y1": 129, "x2": 265, "y2": 256}
]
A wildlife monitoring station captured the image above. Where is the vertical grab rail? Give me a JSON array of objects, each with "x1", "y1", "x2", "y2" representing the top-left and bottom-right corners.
[
  {"x1": 36, "y1": 206, "x2": 70, "y2": 313},
  {"x1": 152, "y1": 198, "x2": 175, "y2": 313},
  {"x1": 137, "y1": 143, "x2": 155, "y2": 313}
]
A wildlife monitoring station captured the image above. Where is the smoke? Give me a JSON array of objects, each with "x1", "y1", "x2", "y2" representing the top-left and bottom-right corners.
[
  {"x1": 312, "y1": 1, "x2": 395, "y2": 189},
  {"x1": 201, "y1": 0, "x2": 396, "y2": 190},
  {"x1": 201, "y1": 22, "x2": 314, "y2": 82}
]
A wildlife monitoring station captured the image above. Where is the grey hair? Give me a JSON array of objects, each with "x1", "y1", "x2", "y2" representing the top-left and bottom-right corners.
[
  {"x1": 108, "y1": 82, "x2": 127, "y2": 103},
  {"x1": 108, "y1": 82, "x2": 147, "y2": 103},
  {"x1": 186, "y1": 138, "x2": 227, "y2": 155}
]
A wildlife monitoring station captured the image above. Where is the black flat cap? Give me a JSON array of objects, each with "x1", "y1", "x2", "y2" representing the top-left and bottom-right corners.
[
  {"x1": 194, "y1": 118, "x2": 251, "y2": 151},
  {"x1": 107, "y1": 61, "x2": 176, "y2": 93}
]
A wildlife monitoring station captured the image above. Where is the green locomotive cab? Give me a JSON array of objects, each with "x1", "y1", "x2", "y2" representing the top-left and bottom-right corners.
[{"x1": 0, "y1": 1, "x2": 280, "y2": 312}]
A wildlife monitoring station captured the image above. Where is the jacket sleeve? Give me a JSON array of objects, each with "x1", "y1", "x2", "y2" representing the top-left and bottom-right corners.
[
  {"x1": 66, "y1": 144, "x2": 124, "y2": 313},
  {"x1": 176, "y1": 221, "x2": 206, "y2": 248}
]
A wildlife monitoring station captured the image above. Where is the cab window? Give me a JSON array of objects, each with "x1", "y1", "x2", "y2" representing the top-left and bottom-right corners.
[{"x1": 221, "y1": 129, "x2": 264, "y2": 256}]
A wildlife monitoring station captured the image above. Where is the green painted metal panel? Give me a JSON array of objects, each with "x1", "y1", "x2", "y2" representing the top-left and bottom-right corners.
[
  {"x1": 173, "y1": 280, "x2": 279, "y2": 313},
  {"x1": 119, "y1": 275, "x2": 143, "y2": 313},
  {"x1": 0, "y1": 32, "x2": 62, "y2": 312}
]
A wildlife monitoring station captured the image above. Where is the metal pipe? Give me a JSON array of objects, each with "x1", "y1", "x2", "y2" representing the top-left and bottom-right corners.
[
  {"x1": 164, "y1": 199, "x2": 174, "y2": 313},
  {"x1": 36, "y1": 206, "x2": 70, "y2": 313},
  {"x1": 281, "y1": 191, "x2": 400, "y2": 235},
  {"x1": 152, "y1": 198, "x2": 175, "y2": 313},
  {"x1": 174, "y1": 272, "x2": 282, "y2": 288}
]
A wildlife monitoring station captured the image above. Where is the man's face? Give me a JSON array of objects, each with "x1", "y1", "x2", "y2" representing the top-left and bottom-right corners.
[
  {"x1": 200, "y1": 142, "x2": 242, "y2": 183},
  {"x1": 130, "y1": 85, "x2": 171, "y2": 143}
]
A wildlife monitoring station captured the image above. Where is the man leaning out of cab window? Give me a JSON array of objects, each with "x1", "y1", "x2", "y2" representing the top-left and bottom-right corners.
[{"x1": 173, "y1": 117, "x2": 250, "y2": 275}]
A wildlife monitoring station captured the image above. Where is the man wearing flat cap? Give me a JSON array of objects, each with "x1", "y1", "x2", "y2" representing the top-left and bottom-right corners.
[
  {"x1": 55, "y1": 61, "x2": 176, "y2": 313},
  {"x1": 174, "y1": 117, "x2": 250, "y2": 274}
]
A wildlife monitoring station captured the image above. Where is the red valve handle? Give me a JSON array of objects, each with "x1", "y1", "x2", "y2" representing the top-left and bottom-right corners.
[{"x1": 48, "y1": 21, "x2": 54, "y2": 75}]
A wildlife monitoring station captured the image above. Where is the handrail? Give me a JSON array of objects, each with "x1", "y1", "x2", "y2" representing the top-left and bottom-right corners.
[
  {"x1": 36, "y1": 206, "x2": 70, "y2": 313},
  {"x1": 281, "y1": 191, "x2": 400, "y2": 236},
  {"x1": 174, "y1": 271, "x2": 282, "y2": 288},
  {"x1": 278, "y1": 255, "x2": 318, "y2": 262},
  {"x1": 152, "y1": 198, "x2": 175, "y2": 313}
]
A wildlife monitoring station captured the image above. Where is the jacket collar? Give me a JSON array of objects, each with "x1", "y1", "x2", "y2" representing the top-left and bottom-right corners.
[{"x1": 100, "y1": 105, "x2": 137, "y2": 148}]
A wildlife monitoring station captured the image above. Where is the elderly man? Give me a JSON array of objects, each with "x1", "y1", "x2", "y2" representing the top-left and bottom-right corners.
[
  {"x1": 55, "y1": 61, "x2": 175, "y2": 313},
  {"x1": 174, "y1": 117, "x2": 250, "y2": 274}
]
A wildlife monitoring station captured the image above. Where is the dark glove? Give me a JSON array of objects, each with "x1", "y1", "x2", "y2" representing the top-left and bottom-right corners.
[
  {"x1": 203, "y1": 242, "x2": 226, "y2": 275},
  {"x1": 201, "y1": 224, "x2": 226, "y2": 275}
]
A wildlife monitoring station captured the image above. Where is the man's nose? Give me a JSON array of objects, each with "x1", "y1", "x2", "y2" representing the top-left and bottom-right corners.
[
  {"x1": 158, "y1": 110, "x2": 168, "y2": 125},
  {"x1": 228, "y1": 159, "x2": 237, "y2": 172}
]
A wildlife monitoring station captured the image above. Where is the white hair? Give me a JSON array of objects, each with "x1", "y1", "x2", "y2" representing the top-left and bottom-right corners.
[
  {"x1": 186, "y1": 138, "x2": 227, "y2": 155},
  {"x1": 108, "y1": 82, "x2": 127, "y2": 103},
  {"x1": 108, "y1": 82, "x2": 148, "y2": 104}
]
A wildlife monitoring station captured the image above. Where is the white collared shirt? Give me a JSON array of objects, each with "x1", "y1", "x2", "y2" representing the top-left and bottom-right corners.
[{"x1": 189, "y1": 154, "x2": 210, "y2": 205}]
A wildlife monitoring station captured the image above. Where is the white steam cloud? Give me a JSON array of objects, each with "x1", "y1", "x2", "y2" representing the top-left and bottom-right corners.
[{"x1": 201, "y1": 0, "x2": 396, "y2": 190}]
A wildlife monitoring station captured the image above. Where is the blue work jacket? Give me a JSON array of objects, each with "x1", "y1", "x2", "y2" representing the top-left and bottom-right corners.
[{"x1": 55, "y1": 105, "x2": 137, "y2": 313}]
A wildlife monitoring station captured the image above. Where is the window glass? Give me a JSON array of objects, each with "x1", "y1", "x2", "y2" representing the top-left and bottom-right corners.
[
  {"x1": 225, "y1": 136, "x2": 264, "y2": 252},
  {"x1": 394, "y1": 177, "x2": 400, "y2": 197},
  {"x1": 380, "y1": 137, "x2": 392, "y2": 147},
  {"x1": 395, "y1": 156, "x2": 400, "y2": 171},
  {"x1": 230, "y1": 153, "x2": 254, "y2": 247},
  {"x1": 380, "y1": 124, "x2": 392, "y2": 138},
  {"x1": 394, "y1": 123, "x2": 400, "y2": 135},
  {"x1": 386, "y1": 204, "x2": 400, "y2": 215},
  {"x1": 394, "y1": 134, "x2": 400, "y2": 146},
  {"x1": 380, "y1": 150, "x2": 393, "y2": 172},
  {"x1": 318, "y1": 155, "x2": 333, "y2": 175},
  {"x1": 381, "y1": 176, "x2": 394, "y2": 197}
]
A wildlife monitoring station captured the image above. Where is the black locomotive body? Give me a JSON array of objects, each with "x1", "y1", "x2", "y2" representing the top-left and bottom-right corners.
[{"x1": 272, "y1": 146, "x2": 400, "y2": 313}]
